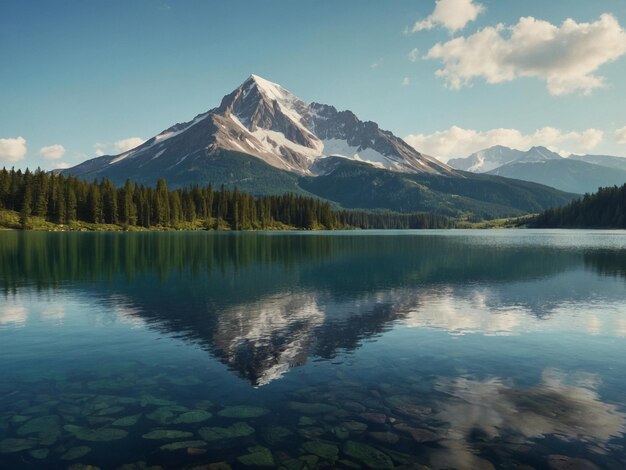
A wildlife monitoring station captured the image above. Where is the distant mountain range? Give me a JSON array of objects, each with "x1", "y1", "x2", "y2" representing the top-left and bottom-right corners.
[
  {"x1": 448, "y1": 145, "x2": 626, "y2": 194},
  {"x1": 63, "y1": 75, "x2": 576, "y2": 218}
]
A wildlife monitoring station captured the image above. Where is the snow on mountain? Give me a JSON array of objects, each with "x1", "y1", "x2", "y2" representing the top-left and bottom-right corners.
[
  {"x1": 65, "y1": 75, "x2": 454, "y2": 179},
  {"x1": 448, "y1": 145, "x2": 524, "y2": 173}
]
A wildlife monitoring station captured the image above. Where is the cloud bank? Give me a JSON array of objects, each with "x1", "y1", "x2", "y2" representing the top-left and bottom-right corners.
[
  {"x1": 39, "y1": 144, "x2": 65, "y2": 159},
  {"x1": 0, "y1": 136, "x2": 27, "y2": 162},
  {"x1": 405, "y1": 126, "x2": 604, "y2": 161},
  {"x1": 95, "y1": 137, "x2": 145, "y2": 156},
  {"x1": 413, "y1": 0, "x2": 484, "y2": 33},
  {"x1": 426, "y1": 14, "x2": 626, "y2": 95}
]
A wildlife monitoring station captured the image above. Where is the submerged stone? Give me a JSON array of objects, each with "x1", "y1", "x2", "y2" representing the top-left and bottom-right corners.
[
  {"x1": 218, "y1": 406, "x2": 269, "y2": 419},
  {"x1": 95, "y1": 405, "x2": 125, "y2": 416},
  {"x1": 342, "y1": 421, "x2": 368, "y2": 432},
  {"x1": 298, "y1": 416, "x2": 317, "y2": 426},
  {"x1": 67, "y1": 464, "x2": 101, "y2": 470},
  {"x1": 302, "y1": 441, "x2": 339, "y2": 461},
  {"x1": 237, "y1": 446, "x2": 275, "y2": 467},
  {"x1": 140, "y1": 395, "x2": 177, "y2": 407},
  {"x1": 358, "y1": 413, "x2": 386, "y2": 424},
  {"x1": 288, "y1": 402, "x2": 337, "y2": 415},
  {"x1": 16, "y1": 414, "x2": 61, "y2": 436},
  {"x1": 207, "y1": 462, "x2": 232, "y2": 470},
  {"x1": 145, "y1": 406, "x2": 187, "y2": 425},
  {"x1": 261, "y1": 425, "x2": 292, "y2": 446},
  {"x1": 63, "y1": 424, "x2": 128, "y2": 442},
  {"x1": 112, "y1": 414, "x2": 141, "y2": 427},
  {"x1": 0, "y1": 438, "x2": 38, "y2": 453},
  {"x1": 333, "y1": 426, "x2": 350, "y2": 440},
  {"x1": 61, "y1": 446, "x2": 92, "y2": 461},
  {"x1": 29, "y1": 448, "x2": 50, "y2": 459},
  {"x1": 342, "y1": 440, "x2": 394, "y2": 469},
  {"x1": 547, "y1": 455, "x2": 599, "y2": 470},
  {"x1": 199, "y1": 422, "x2": 255, "y2": 441},
  {"x1": 368, "y1": 432, "x2": 399, "y2": 445},
  {"x1": 159, "y1": 440, "x2": 207, "y2": 451},
  {"x1": 142, "y1": 429, "x2": 194, "y2": 440},
  {"x1": 172, "y1": 410, "x2": 212, "y2": 424}
]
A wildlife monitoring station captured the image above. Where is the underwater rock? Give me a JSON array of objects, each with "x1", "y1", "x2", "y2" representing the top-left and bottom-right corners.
[
  {"x1": 63, "y1": 424, "x2": 128, "y2": 442},
  {"x1": 279, "y1": 458, "x2": 307, "y2": 470},
  {"x1": 145, "y1": 406, "x2": 188, "y2": 425},
  {"x1": 342, "y1": 401, "x2": 367, "y2": 413},
  {"x1": 207, "y1": 462, "x2": 232, "y2": 470},
  {"x1": 142, "y1": 429, "x2": 194, "y2": 440},
  {"x1": 0, "y1": 438, "x2": 38, "y2": 453},
  {"x1": 115, "y1": 461, "x2": 164, "y2": 470},
  {"x1": 112, "y1": 414, "x2": 141, "y2": 427},
  {"x1": 333, "y1": 425, "x2": 350, "y2": 440},
  {"x1": 298, "y1": 416, "x2": 317, "y2": 426},
  {"x1": 297, "y1": 426, "x2": 326, "y2": 439},
  {"x1": 338, "y1": 459, "x2": 361, "y2": 469},
  {"x1": 261, "y1": 426, "x2": 292, "y2": 446},
  {"x1": 173, "y1": 410, "x2": 212, "y2": 424},
  {"x1": 139, "y1": 395, "x2": 177, "y2": 407},
  {"x1": 167, "y1": 376, "x2": 202, "y2": 386},
  {"x1": 16, "y1": 414, "x2": 61, "y2": 445},
  {"x1": 187, "y1": 447, "x2": 207, "y2": 455},
  {"x1": 61, "y1": 446, "x2": 92, "y2": 461},
  {"x1": 358, "y1": 413, "x2": 387, "y2": 424},
  {"x1": 29, "y1": 448, "x2": 49, "y2": 459},
  {"x1": 237, "y1": 446, "x2": 275, "y2": 467},
  {"x1": 10, "y1": 415, "x2": 30, "y2": 423},
  {"x1": 384, "y1": 396, "x2": 431, "y2": 418},
  {"x1": 392, "y1": 423, "x2": 439, "y2": 442},
  {"x1": 217, "y1": 406, "x2": 269, "y2": 419},
  {"x1": 299, "y1": 454, "x2": 320, "y2": 468},
  {"x1": 547, "y1": 455, "x2": 599, "y2": 470},
  {"x1": 342, "y1": 421, "x2": 368, "y2": 432},
  {"x1": 368, "y1": 432, "x2": 399, "y2": 445},
  {"x1": 66, "y1": 464, "x2": 101, "y2": 470},
  {"x1": 95, "y1": 405, "x2": 125, "y2": 416},
  {"x1": 16, "y1": 414, "x2": 60, "y2": 436},
  {"x1": 342, "y1": 440, "x2": 394, "y2": 469},
  {"x1": 199, "y1": 422, "x2": 255, "y2": 441},
  {"x1": 302, "y1": 441, "x2": 339, "y2": 460},
  {"x1": 159, "y1": 440, "x2": 207, "y2": 451},
  {"x1": 288, "y1": 402, "x2": 338, "y2": 415},
  {"x1": 195, "y1": 400, "x2": 214, "y2": 410}
]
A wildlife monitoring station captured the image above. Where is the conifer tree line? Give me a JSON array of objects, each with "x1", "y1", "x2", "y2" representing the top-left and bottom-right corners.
[
  {"x1": 0, "y1": 168, "x2": 451, "y2": 230},
  {"x1": 532, "y1": 183, "x2": 626, "y2": 228}
]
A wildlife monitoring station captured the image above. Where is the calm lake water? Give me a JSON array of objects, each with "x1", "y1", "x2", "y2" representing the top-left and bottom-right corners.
[{"x1": 1, "y1": 230, "x2": 625, "y2": 470}]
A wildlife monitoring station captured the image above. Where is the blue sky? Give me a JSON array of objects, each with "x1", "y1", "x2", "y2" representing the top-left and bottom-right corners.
[{"x1": 1, "y1": 0, "x2": 626, "y2": 169}]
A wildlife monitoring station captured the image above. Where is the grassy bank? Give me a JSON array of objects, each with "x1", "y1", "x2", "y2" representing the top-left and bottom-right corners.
[{"x1": 0, "y1": 209, "x2": 298, "y2": 232}]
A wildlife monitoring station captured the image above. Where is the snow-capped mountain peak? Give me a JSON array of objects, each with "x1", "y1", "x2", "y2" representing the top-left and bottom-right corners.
[{"x1": 65, "y1": 75, "x2": 455, "y2": 178}]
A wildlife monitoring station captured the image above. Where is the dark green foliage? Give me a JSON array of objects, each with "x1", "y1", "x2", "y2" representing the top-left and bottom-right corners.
[
  {"x1": 0, "y1": 167, "x2": 450, "y2": 230},
  {"x1": 532, "y1": 184, "x2": 626, "y2": 228}
]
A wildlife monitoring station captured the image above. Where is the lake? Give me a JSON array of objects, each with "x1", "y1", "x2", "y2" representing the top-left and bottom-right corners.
[{"x1": 1, "y1": 230, "x2": 625, "y2": 470}]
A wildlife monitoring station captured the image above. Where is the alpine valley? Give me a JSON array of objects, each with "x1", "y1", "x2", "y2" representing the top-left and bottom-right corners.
[{"x1": 63, "y1": 75, "x2": 575, "y2": 218}]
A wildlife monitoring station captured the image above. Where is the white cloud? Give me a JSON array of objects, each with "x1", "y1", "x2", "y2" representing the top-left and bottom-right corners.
[
  {"x1": 52, "y1": 162, "x2": 70, "y2": 170},
  {"x1": 0, "y1": 136, "x2": 27, "y2": 162},
  {"x1": 413, "y1": 0, "x2": 484, "y2": 33},
  {"x1": 426, "y1": 14, "x2": 626, "y2": 95},
  {"x1": 616, "y1": 126, "x2": 626, "y2": 144},
  {"x1": 94, "y1": 137, "x2": 145, "y2": 156},
  {"x1": 408, "y1": 48, "x2": 420, "y2": 62},
  {"x1": 405, "y1": 126, "x2": 604, "y2": 161},
  {"x1": 370, "y1": 58, "x2": 383, "y2": 69},
  {"x1": 401, "y1": 77, "x2": 410, "y2": 86},
  {"x1": 39, "y1": 144, "x2": 65, "y2": 159},
  {"x1": 113, "y1": 137, "x2": 145, "y2": 153}
]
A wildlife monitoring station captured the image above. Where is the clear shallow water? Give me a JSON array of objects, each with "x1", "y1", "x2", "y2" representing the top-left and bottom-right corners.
[{"x1": 0, "y1": 230, "x2": 625, "y2": 470}]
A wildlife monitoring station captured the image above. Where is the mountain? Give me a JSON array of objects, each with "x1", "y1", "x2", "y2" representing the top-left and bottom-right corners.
[
  {"x1": 66, "y1": 75, "x2": 451, "y2": 181},
  {"x1": 448, "y1": 145, "x2": 524, "y2": 172},
  {"x1": 488, "y1": 152, "x2": 626, "y2": 194},
  {"x1": 63, "y1": 75, "x2": 576, "y2": 218},
  {"x1": 569, "y1": 154, "x2": 626, "y2": 172}
]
